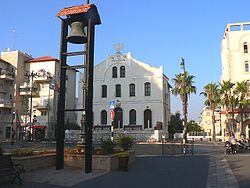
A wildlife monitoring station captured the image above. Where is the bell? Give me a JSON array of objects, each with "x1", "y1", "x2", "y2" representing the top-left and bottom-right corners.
[{"x1": 66, "y1": 21, "x2": 87, "y2": 44}]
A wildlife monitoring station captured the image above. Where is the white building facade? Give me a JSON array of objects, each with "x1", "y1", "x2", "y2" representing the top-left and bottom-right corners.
[
  {"x1": 89, "y1": 49, "x2": 171, "y2": 141},
  {"x1": 220, "y1": 22, "x2": 250, "y2": 139}
]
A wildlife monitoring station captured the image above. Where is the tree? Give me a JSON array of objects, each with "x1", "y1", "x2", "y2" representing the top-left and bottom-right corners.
[
  {"x1": 187, "y1": 120, "x2": 202, "y2": 133},
  {"x1": 172, "y1": 71, "x2": 196, "y2": 142},
  {"x1": 234, "y1": 80, "x2": 250, "y2": 134},
  {"x1": 168, "y1": 111, "x2": 183, "y2": 139},
  {"x1": 219, "y1": 80, "x2": 233, "y2": 131},
  {"x1": 200, "y1": 82, "x2": 220, "y2": 142}
]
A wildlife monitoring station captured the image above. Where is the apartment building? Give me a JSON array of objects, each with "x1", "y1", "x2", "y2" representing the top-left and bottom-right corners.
[
  {"x1": 0, "y1": 58, "x2": 15, "y2": 140},
  {"x1": 199, "y1": 107, "x2": 221, "y2": 140},
  {"x1": 0, "y1": 49, "x2": 77, "y2": 141}
]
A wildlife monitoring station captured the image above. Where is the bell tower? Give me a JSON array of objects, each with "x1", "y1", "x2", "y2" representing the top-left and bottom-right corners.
[{"x1": 56, "y1": 3, "x2": 101, "y2": 173}]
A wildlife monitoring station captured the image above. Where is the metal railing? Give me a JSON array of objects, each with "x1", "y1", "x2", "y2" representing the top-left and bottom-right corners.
[{"x1": 162, "y1": 138, "x2": 194, "y2": 156}]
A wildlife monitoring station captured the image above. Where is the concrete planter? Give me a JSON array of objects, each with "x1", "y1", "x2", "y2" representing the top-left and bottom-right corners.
[
  {"x1": 10, "y1": 150, "x2": 135, "y2": 172},
  {"x1": 12, "y1": 153, "x2": 56, "y2": 172},
  {"x1": 64, "y1": 150, "x2": 135, "y2": 171}
]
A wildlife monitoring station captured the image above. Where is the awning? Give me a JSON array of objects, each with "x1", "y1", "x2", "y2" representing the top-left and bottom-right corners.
[{"x1": 31, "y1": 125, "x2": 47, "y2": 129}]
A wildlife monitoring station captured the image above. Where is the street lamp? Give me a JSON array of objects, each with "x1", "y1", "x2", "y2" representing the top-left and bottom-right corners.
[
  {"x1": 11, "y1": 111, "x2": 16, "y2": 145},
  {"x1": 180, "y1": 58, "x2": 188, "y2": 149},
  {"x1": 230, "y1": 83, "x2": 235, "y2": 133},
  {"x1": 24, "y1": 70, "x2": 38, "y2": 141}
]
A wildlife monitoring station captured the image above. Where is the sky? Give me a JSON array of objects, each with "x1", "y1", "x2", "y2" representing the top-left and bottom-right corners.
[{"x1": 0, "y1": 0, "x2": 249, "y2": 122}]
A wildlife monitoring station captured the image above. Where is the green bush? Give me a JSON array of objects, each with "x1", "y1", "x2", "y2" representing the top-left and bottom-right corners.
[
  {"x1": 117, "y1": 133, "x2": 134, "y2": 151},
  {"x1": 11, "y1": 148, "x2": 34, "y2": 157},
  {"x1": 100, "y1": 139, "x2": 116, "y2": 154}
]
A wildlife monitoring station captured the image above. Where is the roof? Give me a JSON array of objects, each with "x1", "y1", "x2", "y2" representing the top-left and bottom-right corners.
[
  {"x1": 56, "y1": 4, "x2": 93, "y2": 17},
  {"x1": 27, "y1": 56, "x2": 59, "y2": 63},
  {"x1": 56, "y1": 4, "x2": 101, "y2": 25},
  {"x1": 0, "y1": 58, "x2": 11, "y2": 65}
]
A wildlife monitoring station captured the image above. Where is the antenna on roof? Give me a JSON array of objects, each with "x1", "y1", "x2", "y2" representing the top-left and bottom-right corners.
[{"x1": 12, "y1": 29, "x2": 16, "y2": 50}]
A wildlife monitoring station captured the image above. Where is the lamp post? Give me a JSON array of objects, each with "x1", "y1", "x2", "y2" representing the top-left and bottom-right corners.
[
  {"x1": 25, "y1": 70, "x2": 37, "y2": 141},
  {"x1": 11, "y1": 111, "x2": 15, "y2": 145},
  {"x1": 180, "y1": 58, "x2": 188, "y2": 148},
  {"x1": 230, "y1": 83, "x2": 235, "y2": 133}
]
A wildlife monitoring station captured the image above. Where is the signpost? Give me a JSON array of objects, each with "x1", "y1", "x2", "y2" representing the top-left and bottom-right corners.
[{"x1": 109, "y1": 100, "x2": 116, "y2": 141}]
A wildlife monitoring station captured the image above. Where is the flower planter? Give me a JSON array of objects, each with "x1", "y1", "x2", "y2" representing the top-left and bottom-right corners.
[
  {"x1": 12, "y1": 153, "x2": 56, "y2": 172},
  {"x1": 9, "y1": 150, "x2": 135, "y2": 172},
  {"x1": 64, "y1": 150, "x2": 135, "y2": 171},
  {"x1": 118, "y1": 156, "x2": 129, "y2": 171}
]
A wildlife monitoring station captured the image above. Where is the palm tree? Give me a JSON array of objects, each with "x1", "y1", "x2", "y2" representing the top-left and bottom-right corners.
[
  {"x1": 200, "y1": 82, "x2": 220, "y2": 142},
  {"x1": 234, "y1": 80, "x2": 250, "y2": 134},
  {"x1": 172, "y1": 72, "x2": 196, "y2": 142},
  {"x1": 219, "y1": 80, "x2": 234, "y2": 132}
]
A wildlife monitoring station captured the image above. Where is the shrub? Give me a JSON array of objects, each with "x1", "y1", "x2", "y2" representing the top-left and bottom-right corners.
[
  {"x1": 100, "y1": 139, "x2": 116, "y2": 154},
  {"x1": 117, "y1": 133, "x2": 134, "y2": 151},
  {"x1": 64, "y1": 147, "x2": 78, "y2": 155},
  {"x1": 11, "y1": 148, "x2": 34, "y2": 157}
]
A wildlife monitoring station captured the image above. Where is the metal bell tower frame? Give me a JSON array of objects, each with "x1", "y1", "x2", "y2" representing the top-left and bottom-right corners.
[{"x1": 56, "y1": 4, "x2": 101, "y2": 173}]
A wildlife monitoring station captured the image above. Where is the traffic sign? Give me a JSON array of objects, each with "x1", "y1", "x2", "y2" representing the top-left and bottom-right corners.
[
  {"x1": 110, "y1": 110, "x2": 115, "y2": 121},
  {"x1": 109, "y1": 100, "x2": 116, "y2": 110}
]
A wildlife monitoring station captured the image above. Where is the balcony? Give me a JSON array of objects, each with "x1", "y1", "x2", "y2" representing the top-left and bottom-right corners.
[
  {"x1": 33, "y1": 100, "x2": 49, "y2": 110},
  {"x1": 33, "y1": 72, "x2": 53, "y2": 83},
  {"x1": 0, "y1": 99, "x2": 13, "y2": 108},
  {"x1": 19, "y1": 82, "x2": 39, "y2": 96},
  {"x1": 0, "y1": 69, "x2": 15, "y2": 81}
]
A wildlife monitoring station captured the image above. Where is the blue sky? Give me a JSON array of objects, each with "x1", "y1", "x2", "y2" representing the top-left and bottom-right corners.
[{"x1": 0, "y1": 0, "x2": 249, "y2": 122}]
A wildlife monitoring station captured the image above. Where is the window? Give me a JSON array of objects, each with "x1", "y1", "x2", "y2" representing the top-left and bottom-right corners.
[
  {"x1": 129, "y1": 83, "x2": 135, "y2": 97},
  {"x1": 112, "y1": 67, "x2": 117, "y2": 78},
  {"x1": 120, "y1": 66, "x2": 125, "y2": 78},
  {"x1": 144, "y1": 82, "x2": 151, "y2": 96},
  {"x1": 129, "y1": 109, "x2": 136, "y2": 125},
  {"x1": 101, "y1": 85, "x2": 107, "y2": 98},
  {"x1": 245, "y1": 61, "x2": 249, "y2": 72},
  {"x1": 244, "y1": 42, "x2": 248, "y2": 53},
  {"x1": 41, "y1": 111, "x2": 47, "y2": 116},
  {"x1": 101, "y1": 110, "x2": 107, "y2": 125},
  {"x1": 115, "y1": 84, "x2": 121, "y2": 97}
]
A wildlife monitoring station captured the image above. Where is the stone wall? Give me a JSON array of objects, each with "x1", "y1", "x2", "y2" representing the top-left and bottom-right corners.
[{"x1": 65, "y1": 129, "x2": 166, "y2": 143}]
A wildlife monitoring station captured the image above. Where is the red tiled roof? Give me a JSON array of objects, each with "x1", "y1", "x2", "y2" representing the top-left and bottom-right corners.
[
  {"x1": 27, "y1": 56, "x2": 58, "y2": 63},
  {"x1": 56, "y1": 4, "x2": 93, "y2": 17}
]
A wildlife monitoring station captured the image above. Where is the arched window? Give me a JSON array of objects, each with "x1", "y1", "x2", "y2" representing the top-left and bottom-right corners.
[
  {"x1": 129, "y1": 83, "x2": 135, "y2": 97},
  {"x1": 244, "y1": 42, "x2": 248, "y2": 53},
  {"x1": 245, "y1": 61, "x2": 249, "y2": 72},
  {"x1": 112, "y1": 67, "x2": 117, "y2": 78},
  {"x1": 115, "y1": 84, "x2": 121, "y2": 97},
  {"x1": 144, "y1": 109, "x2": 152, "y2": 129},
  {"x1": 144, "y1": 82, "x2": 151, "y2": 96},
  {"x1": 129, "y1": 109, "x2": 136, "y2": 125},
  {"x1": 101, "y1": 110, "x2": 107, "y2": 125},
  {"x1": 101, "y1": 85, "x2": 107, "y2": 98},
  {"x1": 114, "y1": 107, "x2": 123, "y2": 128},
  {"x1": 120, "y1": 66, "x2": 126, "y2": 78}
]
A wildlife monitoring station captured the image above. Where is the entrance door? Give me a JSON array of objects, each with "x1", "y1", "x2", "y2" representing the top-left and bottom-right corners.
[
  {"x1": 144, "y1": 109, "x2": 152, "y2": 129},
  {"x1": 114, "y1": 107, "x2": 123, "y2": 128},
  {"x1": 5, "y1": 127, "x2": 11, "y2": 139}
]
